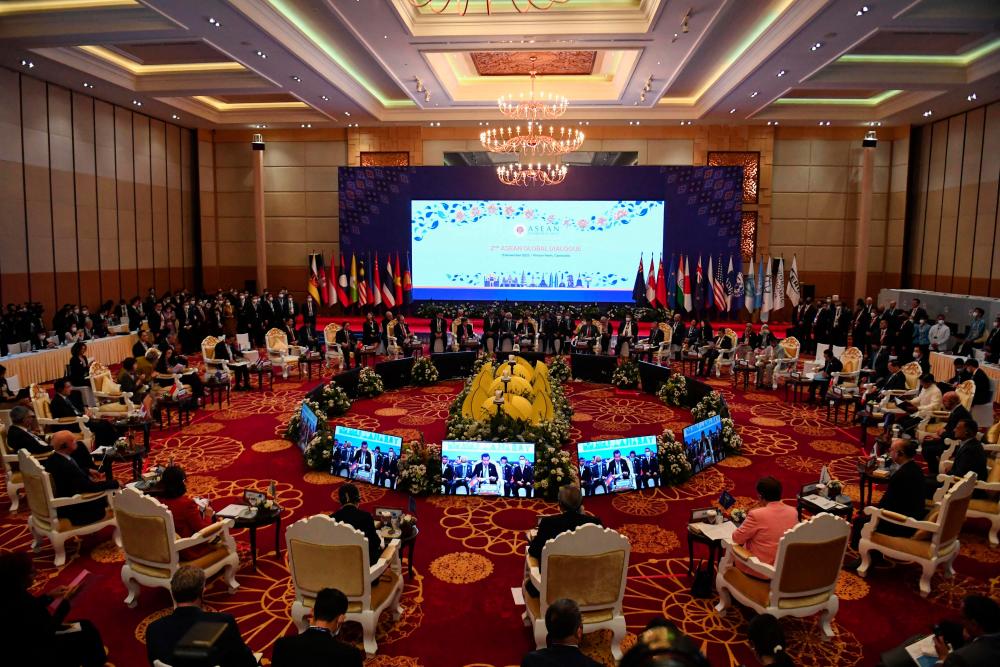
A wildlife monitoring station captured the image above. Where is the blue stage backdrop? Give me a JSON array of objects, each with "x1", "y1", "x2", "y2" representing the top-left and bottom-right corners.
[{"x1": 338, "y1": 166, "x2": 743, "y2": 303}]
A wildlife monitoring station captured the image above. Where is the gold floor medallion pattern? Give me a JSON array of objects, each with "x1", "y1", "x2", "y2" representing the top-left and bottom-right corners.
[{"x1": 429, "y1": 552, "x2": 494, "y2": 584}]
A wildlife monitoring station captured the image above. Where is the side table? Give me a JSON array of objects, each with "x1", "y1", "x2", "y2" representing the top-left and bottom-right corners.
[
  {"x1": 233, "y1": 508, "x2": 281, "y2": 572},
  {"x1": 204, "y1": 377, "x2": 231, "y2": 408}
]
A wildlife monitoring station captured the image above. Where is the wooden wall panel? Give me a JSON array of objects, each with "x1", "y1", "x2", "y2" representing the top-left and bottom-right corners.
[
  {"x1": 48, "y1": 86, "x2": 78, "y2": 307},
  {"x1": 953, "y1": 108, "x2": 984, "y2": 295},
  {"x1": 0, "y1": 68, "x2": 28, "y2": 305},
  {"x1": 984, "y1": 104, "x2": 1000, "y2": 297},
  {"x1": 919, "y1": 123, "x2": 947, "y2": 289},
  {"x1": 934, "y1": 115, "x2": 965, "y2": 293},
  {"x1": 150, "y1": 120, "x2": 169, "y2": 292},
  {"x1": 22, "y1": 77, "x2": 56, "y2": 314},
  {"x1": 114, "y1": 107, "x2": 137, "y2": 299},
  {"x1": 166, "y1": 125, "x2": 183, "y2": 290},
  {"x1": 72, "y1": 93, "x2": 100, "y2": 309},
  {"x1": 180, "y1": 129, "x2": 196, "y2": 289},
  {"x1": 94, "y1": 100, "x2": 119, "y2": 300},
  {"x1": 134, "y1": 115, "x2": 154, "y2": 294}
]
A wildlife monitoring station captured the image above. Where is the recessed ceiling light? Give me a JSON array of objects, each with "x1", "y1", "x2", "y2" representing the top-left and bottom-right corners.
[
  {"x1": 922, "y1": 110, "x2": 933, "y2": 117},
  {"x1": 132, "y1": 99, "x2": 142, "y2": 107},
  {"x1": 20, "y1": 59, "x2": 34, "y2": 69},
  {"x1": 767, "y1": 121, "x2": 779, "y2": 126},
  {"x1": 810, "y1": 42, "x2": 823, "y2": 51},
  {"x1": 856, "y1": 5, "x2": 869, "y2": 17},
  {"x1": 729, "y1": 108, "x2": 737, "y2": 114},
  {"x1": 290, "y1": 75, "x2": 301, "y2": 82},
  {"x1": 776, "y1": 69, "x2": 787, "y2": 77},
  {"x1": 208, "y1": 17, "x2": 221, "y2": 28},
  {"x1": 300, "y1": 123, "x2": 311, "y2": 128},
  {"x1": 749, "y1": 91, "x2": 759, "y2": 98},
  {"x1": 680, "y1": 120, "x2": 693, "y2": 125},
  {"x1": 344, "y1": 111, "x2": 351, "y2": 116},
  {"x1": 320, "y1": 95, "x2": 329, "y2": 101},
  {"x1": 255, "y1": 50, "x2": 267, "y2": 59},
  {"x1": 818, "y1": 120, "x2": 831, "y2": 126},
  {"x1": 967, "y1": 92, "x2": 977, "y2": 101},
  {"x1": 171, "y1": 114, "x2": 180, "y2": 120},
  {"x1": 83, "y1": 82, "x2": 94, "y2": 89},
  {"x1": 868, "y1": 121, "x2": 882, "y2": 127}
]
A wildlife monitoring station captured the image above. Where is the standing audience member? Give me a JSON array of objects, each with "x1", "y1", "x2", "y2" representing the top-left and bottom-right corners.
[
  {"x1": 731, "y1": 476, "x2": 799, "y2": 578},
  {"x1": 0, "y1": 551, "x2": 107, "y2": 667},
  {"x1": 521, "y1": 599, "x2": 601, "y2": 667},
  {"x1": 271, "y1": 588, "x2": 363, "y2": 667},
  {"x1": 145, "y1": 566, "x2": 256, "y2": 667},
  {"x1": 747, "y1": 613, "x2": 794, "y2": 667}
]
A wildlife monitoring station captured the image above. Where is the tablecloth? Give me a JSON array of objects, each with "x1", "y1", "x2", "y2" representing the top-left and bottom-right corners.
[
  {"x1": 0, "y1": 334, "x2": 138, "y2": 387},
  {"x1": 929, "y1": 351, "x2": 1000, "y2": 403}
]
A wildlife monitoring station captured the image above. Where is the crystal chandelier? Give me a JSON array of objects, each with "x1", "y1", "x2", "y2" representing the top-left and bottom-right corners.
[{"x1": 481, "y1": 61, "x2": 582, "y2": 186}]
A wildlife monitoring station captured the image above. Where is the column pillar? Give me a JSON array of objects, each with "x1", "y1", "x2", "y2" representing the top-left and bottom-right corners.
[
  {"x1": 854, "y1": 137, "x2": 875, "y2": 301},
  {"x1": 252, "y1": 141, "x2": 267, "y2": 291}
]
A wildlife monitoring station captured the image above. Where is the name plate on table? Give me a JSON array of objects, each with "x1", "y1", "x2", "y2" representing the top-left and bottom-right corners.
[
  {"x1": 477, "y1": 483, "x2": 500, "y2": 496},
  {"x1": 612, "y1": 478, "x2": 636, "y2": 491},
  {"x1": 803, "y1": 494, "x2": 846, "y2": 510},
  {"x1": 354, "y1": 468, "x2": 375, "y2": 483}
]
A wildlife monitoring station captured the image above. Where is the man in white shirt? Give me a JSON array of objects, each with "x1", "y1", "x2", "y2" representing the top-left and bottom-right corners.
[
  {"x1": 928, "y1": 315, "x2": 951, "y2": 352},
  {"x1": 895, "y1": 374, "x2": 944, "y2": 435}
]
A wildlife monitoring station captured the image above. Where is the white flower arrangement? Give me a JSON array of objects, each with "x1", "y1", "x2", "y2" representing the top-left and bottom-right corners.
[
  {"x1": 656, "y1": 374, "x2": 687, "y2": 407},
  {"x1": 411, "y1": 356, "x2": 440, "y2": 386},
  {"x1": 549, "y1": 356, "x2": 572, "y2": 384},
  {"x1": 320, "y1": 383, "x2": 351, "y2": 416},
  {"x1": 611, "y1": 360, "x2": 640, "y2": 389},
  {"x1": 396, "y1": 441, "x2": 442, "y2": 496},
  {"x1": 692, "y1": 391, "x2": 727, "y2": 422},
  {"x1": 357, "y1": 367, "x2": 385, "y2": 397},
  {"x1": 284, "y1": 398, "x2": 326, "y2": 442},
  {"x1": 657, "y1": 429, "x2": 693, "y2": 486},
  {"x1": 718, "y1": 417, "x2": 743, "y2": 455}
]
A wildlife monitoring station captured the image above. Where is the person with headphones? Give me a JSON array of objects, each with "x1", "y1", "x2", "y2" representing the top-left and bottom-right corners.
[{"x1": 330, "y1": 483, "x2": 383, "y2": 566}]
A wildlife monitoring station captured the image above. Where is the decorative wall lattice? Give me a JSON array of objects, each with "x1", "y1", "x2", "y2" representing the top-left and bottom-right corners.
[
  {"x1": 360, "y1": 151, "x2": 410, "y2": 167},
  {"x1": 707, "y1": 151, "x2": 760, "y2": 204},
  {"x1": 741, "y1": 211, "x2": 758, "y2": 259}
]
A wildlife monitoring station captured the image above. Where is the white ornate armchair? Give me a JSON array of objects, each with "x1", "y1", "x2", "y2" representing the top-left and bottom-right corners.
[
  {"x1": 286, "y1": 515, "x2": 403, "y2": 654},
  {"x1": 830, "y1": 347, "x2": 863, "y2": 387},
  {"x1": 653, "y1": 323, "x2": 673, "y2": 365},
  {"x1": 30, "y1": 384, "x2": 93, "y2": 448},
  {"x1": 522, "y1": 524, "x2": 630, "y2": 659},
  {"x1": 714, "y1": 329, "x2": 739, "y2": 377},
  {"x1": 771, "y1": 337, "x2": 800, "y2": 389},
  {"x1": 886, "y1": 361, "x2": 922, "y2": 399},
  {"x1": 916, "y1": 380, "x2": 976, "y2": 441},
  {"x1": 201, "y1": 335, "x2": 231, "y2": 379},
  {"x1": 19, "y1": 449, "x2": 118, "y2": 566},
  {"x1": 933, "y1": 456, "x2": 1000, "y2": 546},
  {"x1": 266, "y1": 328, "x2": 303, "y2": 379},
  {"x1": 2, "y1": 425, "x2": 48, "y2": 511},
  {"x1": 112, "y1": 486, "x2": 239, "y2": 607},
  {"x1": 858, "y1": 471, "x2": 976, "y2": 596},
  {"x1": 323, "y1": 323, "x2": 344, "y2": 370},
  {"x1": 386, "y1": 320, "x2": 402, "y2": 358},
  {"x1": 88, "y1": 362, "x2": 137, "y2": 417},
  {"x1": 716, "y1": 513, "x2": 849, "y2": 638}
]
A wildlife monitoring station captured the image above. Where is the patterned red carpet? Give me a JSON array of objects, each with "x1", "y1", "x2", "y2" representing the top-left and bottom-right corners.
[{"x1": 2, "y1": 366, "x2": 998, "y2": 667}]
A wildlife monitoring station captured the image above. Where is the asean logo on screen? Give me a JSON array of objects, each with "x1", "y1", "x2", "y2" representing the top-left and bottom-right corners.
[{"x1": 513, "y1": 223, "x2": 559, "y2": 237}]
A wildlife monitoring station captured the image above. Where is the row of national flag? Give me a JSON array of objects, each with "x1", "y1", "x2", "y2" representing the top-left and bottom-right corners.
[
  {"x1": 631, "y1": 253, "x2": 802, "y2": 317},
  {"x1": 308, "y1": 251, "x2": 412, "y2": 311}
]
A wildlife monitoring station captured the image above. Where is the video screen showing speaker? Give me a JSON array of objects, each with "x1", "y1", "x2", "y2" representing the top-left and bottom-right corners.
[
  {"x1": 330, "y1": 425, "x2": 403, "y2": 488},
  {"x1": 440, "y1": 441, "x2": 535, "y2": 497},
  {"x1": 298, "y1": 402, "x2": 319, "y2": 452},
  {"x1": 576, "y1": 435, "x2": 657, "y2": 495},
  {"x1": 682, "y1": 415, "x2": 725, "y2": 474}
]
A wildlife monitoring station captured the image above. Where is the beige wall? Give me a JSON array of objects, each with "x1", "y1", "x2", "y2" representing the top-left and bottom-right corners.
[
  {"x1": 0, "y1": 67, "x2": 196, "y2": 316},
  {"x1": 906, "y1": 101, "x2": 1000, "y2": 296}
]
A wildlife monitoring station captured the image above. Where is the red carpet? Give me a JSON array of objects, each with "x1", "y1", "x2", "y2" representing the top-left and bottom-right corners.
[{"x1": 2, "y1": 362, "x2": 997, "y2": 667}]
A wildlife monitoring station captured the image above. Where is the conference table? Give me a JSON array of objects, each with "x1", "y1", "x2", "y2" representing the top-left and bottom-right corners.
[
  {"x1": 929, "y1": 351, "x2": 1000, "y2": 403},
  {"x1": 0, "y1": 334, "x2": 138, "y2": 387}
]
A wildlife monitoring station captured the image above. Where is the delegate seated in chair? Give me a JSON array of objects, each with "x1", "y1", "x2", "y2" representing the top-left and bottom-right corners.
[
  {"x1": 145, "y1": 566, "x2": 256, "y2": 667},
  {"x1": 807, "y1": 348, "x2": 843, "y2": 402},
  {"x1": 521, "y1": 598, "x2": 602, "y2": 667},
  {"x1": 921, "y1": 393, "x2": 974, "y2": 475},
  {"x1": 215, "y1": 333, "x2": 252, "y2": 390},
  {"x1": 527, "y1": 486, "x2": 603, "y2": 594},
  {"x1": 49, "y1": 379, "x2": 117, "y2": 447},
  {"x1": 42, "y1": 431, "x2": 119, "y2": 526},
  {"x1": 730, "y1": 476, "x2": 799, "y2": 578},
  {"x1": 331, "y1": 484, "x2": 383, "y2": 565}
]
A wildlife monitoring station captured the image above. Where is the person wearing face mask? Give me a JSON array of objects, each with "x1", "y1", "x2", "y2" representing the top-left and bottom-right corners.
[
  {"x1": 615, "y1": 313, "x2": 636, "y2": 356},
  {"x1": 929, "y1": 315, "x2": 952, "y2": 353},
  {"x1": 985, "y1": 316, "x2": 1000, "y2": 364},
  {"x1": 957, "y1": 307, "x2": 987, "y2": 356},
  {"x1": 914, "y1": 316, "x2": 931, "y2": 356},
  {"x1": 911, "y1": 346, "x2": 930, "y2": 376},
  {"x1": 897, "y1": 314, "x2": 915, "y2": 361}
]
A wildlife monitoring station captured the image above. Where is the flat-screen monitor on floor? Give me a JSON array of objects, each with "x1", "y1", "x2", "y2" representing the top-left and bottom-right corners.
[
  {"x1": 682, "y1": 415, "x2": 725, "y2": 474},
  {"x1": 441, "y1": 440, "x2": 535, "y2": 496},
  {"x1": 330, "y1": 425, "x2": 403, "y2": 487},
  {"x1": 576, "y1": 435, "x2": 657, "y2": 495},
  {"x1": 298, "y1": 403, "x2": 319, "y2": 452}
]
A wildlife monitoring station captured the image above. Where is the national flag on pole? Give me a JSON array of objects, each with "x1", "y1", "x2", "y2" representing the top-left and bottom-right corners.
[
  {"x1": 349, "y1": 253, "x2": 358, "y2": 306},
  {"x1": 683, "y1": 255, "x2": 693, "y2": 312},
  {"x1": 744, "y1": 257, "x2": 755, "y2": 314},
  {"x1": 632, "y1": 254, "x2": 646, "y2": 305},
  {"x1": 307, "y1": 253, "x2": 322, "y2": 304},
  {"x1": 656, "y1": 254, "x2": 667, "y2": 309},
  {"x1": 327, "y1": 254, "x2": 338, "y2": 306},
  {"x1": 774, "y1": 256, "x2": 786, "y2": 311},
  {"x1": 666, "y1": 253, "x2": 676, "y2": 310},
  {"x1": 646, "y1": 256, "x2": 657, "y2": 307},
  {"x1": 382, "y1": 254, "x2": 396, "y2": 309},
  {"x1": 694, "y1": 255, "x2": 704, "y2": 311},
  {"x1": 761, "y1": 255, "x2": 772, "y2": 322},
  {"x1": 675, "y1": 255, "x2": 685, "y2": 311},
  {"x1": 713, "y1": 255, "x2": 727, "y2": 311},
  {"x1": 706, "y1": 255, "x2": 715, "y2": 310},
  {"x1": 336, "y1": 253, "x2": 350, "y2": 306},
  {"x1": 754, "y1": 257, "x2": 764, "y2": 312},
  {"x1": 786, "y1": 255, "x2": 801, "y2": 306},
  {"x1": 316, "y1": 254, "x2": 329, "y2": 306},
  {"x1": 368, "y1": 255, "x2": 379, "y2": 308},
  {"x1": 726, "y1": 256, "x2": 737, "y2": 314},
  {"x1": 394, "y1": 253, "x2": 403, "y2": 307},
  {"x1": 403, "y1": 253, "x2": 413, "y2": 304},
  {"x1": 358, "y1": 256, "x2": 368, "y2": 308}
]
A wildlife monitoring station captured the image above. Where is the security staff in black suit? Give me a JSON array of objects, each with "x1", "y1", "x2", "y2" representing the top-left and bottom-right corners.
[
  {"x1": 272, "y1": 588, "x2": 363, "y2": 667},
  {"x1": 42, "y1": 432, "x2": 119, "y2": 526},
  {"x1": 145, "y1": 566, "x2": 256, "y2": 667},
  {"x1": 335, "y1": 321, "x2": 359, "y2": 368},
  {"x1": 301, "y1": 295, "x2": 318, "y2": 331},
  {"x1": 512, "y1": 455, "x2": 534, "y2": 498},
  {"x1": 214, "y1": 333, "x2": 251, "y2": 390},
  {"x1": 812, "y1": 300, "x2": 834, "y2": 349},
  {"x1": 49, "y1": 378, "x2": 117, "y2": 447},
  {"x1": 852, "y1": 298, "x2": 875, "y2": 351},
  {"x1": 331, "y1": 483, "x2": 383, "y2": 565},
  {"x1": 527, "y1": 486, "x2": 603, "y2": 593},
  {"x1": 831, "y1": 301, "x2": 850, "y2": 348},
  {"x1": 429, "y1": 311, "x2": 448, "y2": 352}
]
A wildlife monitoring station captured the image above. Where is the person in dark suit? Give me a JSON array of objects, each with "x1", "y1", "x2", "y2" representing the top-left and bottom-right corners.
[
  {"x1": 272, "y1": 587, "x2": 363, "y2": 667},
  {"x1": 639, "y1": 447, "x2": 660, "y2": 488},
  {"x1": 482, "y1": 309, "x2": 500, "y2": 352},
  {"x1": 830, "y1": 301, "x2": 850, "y2": 347},
  {"x1": 812, "y1": 300, "x2": 833, "y2": 350},
  {"x1": 965, "y1": 359, "x2": 993, "y2": 412},
  {"x1": 145, "y1": 566, "x2": 256, "y2": 667},
  {"x1": 42, "y1": 432, "x2": 118, "y2": 526},
  {"x1": 947, "y1": 419, "x2": 987, "y2": 481},
  {"x1": 847, "y1": 440, "x2": 925, "y2": 564},
  {"x1": 644, "y1": 318, "x2": 665, "y2": 349},
  {"x1": 301, "y1": 295, "x2": 318, "y2": 331},
  {"x1": 528, "y1": 486, "x2": 603, "y2": 561},
  {"x1": 512, "y1": 455, "x2": 534, "y2": 498},
  {"x1": 985, "y1": 315, "x2": 1000, "y2": 364},
  {"x1": 215, "y1": 333, "x2": 251, "y2": 390},
  {"x1": 908, "y1": 298, "x2": 929, "y2": 325},
  {"x1": 921, "y1": 393, "x2": 974, "y2": 475},
  {"x1": 335, "y1": 321, "x2": 359, "y2": 369},
  {"x1": 521, "y1": 598, "x2": 602, "y2": 667},
  {"x1": 935, "y1": 595, "x2": 1000, "y2": 666},
  {"x1": 331, "y1": 483, "x2": 382, "y2": 565},
  {"x1": 361, "y1": 312, "x2": 381, "y2": 349},
  {"x1": 375, "y1": 448, "x2": 399, "y2": 490},
  {"x1": 296, "y1": 322, "x2": 320, "y2": 353},
  {"x1": 451, "y1": 456, "x2": 471, "y2": 495},
  {"x1": 852, "y1": 298, "x2": 875, "y2": 352},
  {"x1": 350, "y1": 442, "x2": 375, "y2": 480},
  {"x1": 807, "y1": 348, "x2": 842, "y2": 403},
  {"x1": 7, "y1": 406, "x2": 98, "y2": 471},
  {"x1": 472, "y1": 453, "x2": 500, "y2": 493},
  {"x1": 499, "y1": 456, "x2": 514, "y2": 497},
  {"x1": 132, "y1": 331, "x2": 154, "y2": 359},
  {"x1": 49, "y1": 378, "x2": 117, "y2": 447},
  {"x1": 440, "y1": 455, "x2": 455, "y2": 494},
  {"x1": 429, "y1": 311, "x2": 448, "y2": 352},
  {"x1": 499, "y1": 312, "x2": 518, "y2": 349}
]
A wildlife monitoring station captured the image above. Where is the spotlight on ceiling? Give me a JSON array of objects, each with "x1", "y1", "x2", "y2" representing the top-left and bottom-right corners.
[
  {"x1": 132, "y1": 99, "x2": 142, "y2": 107},
  {"x1": 171, "y1": 114, "x2": 180, "y2": 120},
  {"x1": 83, "y1": 82, "x2": 94, "y2": 89},
  {"x1": 810, "y1": 42, "x2": 823, "y2": 51},
  {"x1": 922, "y1": 110, "x2": 933, "y2": 117},
  {"x1": 208, "y1": 17, "x2": 221, "y2": 28},
  {"x1": 749, "y1": 91, "x2": 759, "y2": 98},
  {"x1": 766, "y1": 121, "x2": 779, "y2": 126},
  {"x1": 967, "y1": 92, "x2": 977, "y2": 101},
  {"x1": 776, "y1": 69, "x2": 787, "y2": 77},
  {"x1": 856, "y1": 5, "x2": 869, "y2": 17},
  {"x1": 20, "y1": 58, "x2": 34, "y2": 69},
  {"x1": 255, "y1": 50, "x2": 266, "y2": 59},
  {"x1": 290, "y1": 75, "x2": 301, "y2": 82},
  {"x1": 320, "y1": 95, "x2": 329, "y2": 101}
]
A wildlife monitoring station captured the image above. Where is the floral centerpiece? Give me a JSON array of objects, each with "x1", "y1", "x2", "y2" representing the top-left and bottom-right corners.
[
  {"x1": 718, "y1": 417, "x2": 743, "y2": 455},
  {"x1": 730, "y1": 508, "x2": 747, "y2": 525},
  {"x1": 533, "y1": 443, "x2": 575, "y2": 500},
  {"x1": 691, "y1": 391, "x2": 727, "y2": 421},
  {"x1": 247, "y1": 493, "x2": 279, "y2": 514},
  {"x1": 656, "y1": 374, "x2": 687, "y2": 406},
  {"x1": 113, "y1": 436, "x2": 138, "y2": 454},
  {"x1": 657, "y1": 429, "x2": 693, "y2": 487},
  {"x1": 827, "y1": 479, "x2": 843, "y2": 498},
  {"x1": 411, "y1": 356, "x2": 439, "y2": 386},
  {"x1": 357, "y1": 367, "x2": 385, "y2": 397},
  {"x1": 396, "y1": 440, "x2": 442, "y2": 496},
  {"x1": 304, "y1": 429, "x2": 336, "y2": 470},
  {"x1": 611, "y1": 360, "x2": 640, "y2": 390},
  {"x1": 320, "y1": 383, "x2": 351, "y2": 417},
  {"x1": 549, "y1": 356, "x2": 572, "y2": 384},
  {"x1": 284, "y1": 398, "x2": 326, "y2": 442},
  {"x1": 399, "y1": 513, "x2": 417, "y2": 537}
]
